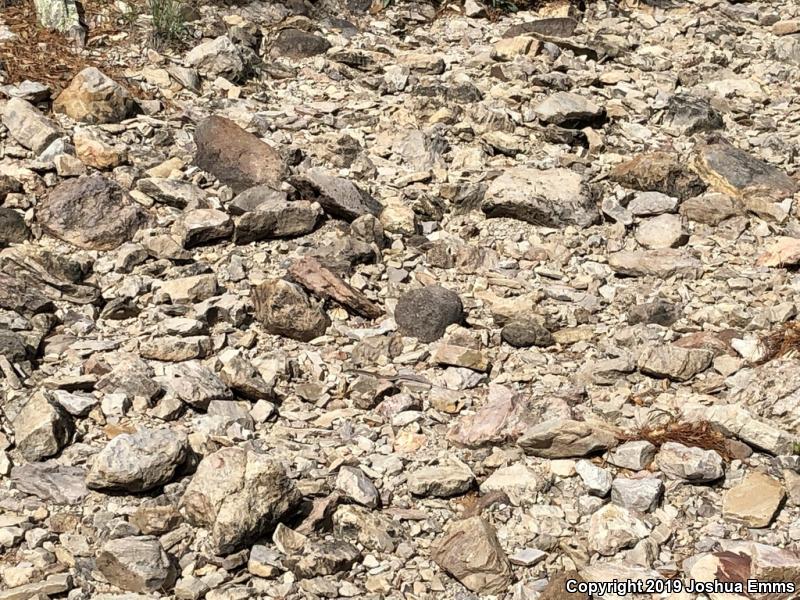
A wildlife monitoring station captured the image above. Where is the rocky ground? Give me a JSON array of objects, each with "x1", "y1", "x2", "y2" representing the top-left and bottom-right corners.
[{"x1": 2, "y1": 0, "x2": 800, "y2": 598}]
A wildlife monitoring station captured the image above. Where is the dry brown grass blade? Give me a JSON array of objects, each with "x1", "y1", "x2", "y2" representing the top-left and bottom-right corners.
[
  {"x1": 756, "y1": 321, "x2": 800, "y2": 365},
  {"x1": 618, "y1": 419, "x2": 733, "y2": 461}
]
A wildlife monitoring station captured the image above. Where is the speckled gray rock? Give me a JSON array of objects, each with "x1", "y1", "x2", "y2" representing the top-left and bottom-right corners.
[
  {"x1": 655, "y1": 442, "x2": 724, "y2": 482},
  {"x1": 611, "y1": 477, "x2": 663, "y2": 512},
  {"x1": 96, "y1": 536, "x2": 176, "y2": 593},
  {"x1": 180, "y1": 447, "x2": 301, "y2": 554},
  {"x1": 12, "y1": 392, "x2": 74, "y2": 461},
  {"x1": 86, "y1": 428, "x2": 189, "y2": 493},
  {"x1": 394, "y1": 285, "x2": 463, "y2": 342}
]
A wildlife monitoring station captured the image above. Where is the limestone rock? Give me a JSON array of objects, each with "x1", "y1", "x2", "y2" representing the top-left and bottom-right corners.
[
  {"x1": 2, "y1": 97, "x2": 61, "y2": 154},
  {"x1": 234, "y1": 195, "x2": 322, "y2": 244},
  {"x1": 407, "y1": 463, "x2": 475, "y2": 497},
  {"x1": 482, "y1": 167, "x2": 600, "y2": 228},
  {"x1": 637, "y1": 345, "x2": 713, "y2": 381},
  {"x1": 431, "y1": 516, "x2": 512, "y2": 595},
  {"x1": 608, "y1": 249, "x2": 703, "y2": 279},
  {"x1": 588, "y1": 504, "x2": 650, "y2": 556},
  {"x1": 335, "y1": 466, "x2": 380, "y2": 508},
  {"x1": 519, "y1": 419, "x2": 617, "y2": 458},
  {"x1": 611, "y1": 477, "x2": 663, "y2": 512},
  {"x1": 177, "y1": 208, "x2": 233, "y2": 248},
  {"x1": 292, "y1": 168, "x2": 383, "y2": 222},
  {"x1": 634, "y1": 214, "x2": 687, "y2": 249},
  {"x1": 180, "y1": 447, "x2": 301, "y2": 554},
  {"x1": 655, "y1": 442, "x2": 724, "y2": 482},
  {"x1": 12, "y1": 392, "x2": 74, "y2": 462},
  {"x1": 53, "y1": 67, "x2": 135, "y2": 124},
  {"x1": 723, "y1": 472, "x2": 785, "y2": 527},
  {"x1": 86, "y1": 428, "x2": 189, "y2": 493},
  {"x1": 533, "y1": 92, "x2": 604, "y2": 127},
  {"x1": 10, "y1": 461, "x2": 88, "y2": 505},
  {"x1": 185, "y1": 36, "x2": 244, "y2": 79},
  {"x1": 96, "y1": 536, "x2": 176, "y2": 593}
]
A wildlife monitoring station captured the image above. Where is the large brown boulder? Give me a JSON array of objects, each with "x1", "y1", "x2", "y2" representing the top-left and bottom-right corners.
[
  {"x1": 193, "y1": 116, "x2": 286, "y2": 193},
  {"x1": 37, "y1": 175, "x2": 151, "y2": 250}
]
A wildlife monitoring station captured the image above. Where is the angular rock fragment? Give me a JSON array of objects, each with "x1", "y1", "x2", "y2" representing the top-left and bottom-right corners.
[
  {"x1": 234, "y1": 196, "x2": 322, "y2": 244},
  {"x1": 177, "y1": 208, "x2": 233, "y2": 248},
  {"x1": 610, "y1": 152, "x2": 707, "y2": 200},
  {"x1": 611, "y1": 477, "x2": 663, "y2": 512},
  {"x1": 655, "y1": 442, "x2": 724, "y2": 482},
  {"x1": 634, "y1": 214, "x2": 687, "y2": 249},
  {"x1": 407, "y1": 463, "x2": 475, "y2": 497},
  {"x1": 432, "y1": 343, "x2": 490, "y2": 372},
  {"x1": 252, "y1": 278, "x2": 331, "y2": 342},
  {"x1": 194, "y1": 116, "x2": 286, "y2": 193},
  {"x1": 96, "y1": 536, "x2": 176, "y2": 593},
  {"x1": 185, "y1": 36, "x2": 244, "y2": 79},
  {"x1": 2, "y1": 97, "x2": 61, "y2": 154},
  {"x1": 0, "y1": 208, "x2": 30, "y2": 245},
  {"x1": 663, "y1": 93, "x2": 724, "y2": 135},
  {"x1": 333, "y1": 505, "x2": 396, "y2": 552},
  {"x1": 448, "y1": 385, "x2": 530, "y2": 448},
  {"x1": 12, "y1": 392, "x2": 74, "y2": 461},
  {"x1": 292, "y1": 168, "x2": 383, "y2": 222},
  {"x1": 288, "y1": 256, "x2": 381, "y2": 319},
  {"x1": 335, "y1": 466, "x2": 380, "y2": 508},
  {"x1": 588, "y1": 504, "x2": 649, "y2": 556},
  {"x1": 480, "y1": 463, "x2": 544, "y2": 506},
  {"x1": 136, "y1": 178, "x2": 208, "y2": 209},
  {"x1": 693, "y1": 140, "x2": 798, "y2": 209},
  {"x1": 606, "y1": 441, "x2": 656, "y2": 471},
  {"x1": 86, "y1": 428, "x2": 189, "y2": 493},
  {"x1": 431, "y1": 516, "x2": 512, "y2": 595},
  {"x1": 482, "y1": 167, "x2": 599, "y2": 228},
  {"x1": 54, "y1": 67, "x2": 135, "y2": 124},
  {"x1": 394, "y1": 285, "x2": 463, "y2": 342},
  {"x1": 10, "y1": 461, "x2": 88, "y2": 505},
  {"x1": 180, "y1": 447, "x2": 301, "y2": 554},
  {"x1": 519, "y1": 419, "x2": 617, "y2": 458},
  {"x1": 637, "y1": 345, "x2": 713, "y2": 381},
  {"x1": 533, "y1": 92, "x2": 604, "y2": 127},
  {"x1": 723, "y1": 472, "x2": 785, "y2": 527},
  {"x1": 38, "y1": 175, "x2": 151, "y2": 250},
  {"x1": 575, "y1": 459, "x2": 612, "y2": 496}
]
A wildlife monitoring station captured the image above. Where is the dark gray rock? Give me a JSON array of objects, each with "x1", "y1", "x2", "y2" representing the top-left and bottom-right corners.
[
  {"x1": 96, "y1": 536, "x2": 177, "y2": 593},
  {"x1": 394, "y1": 285, "x2": 463, "y2": 342},
  {"x1": 0, "y1": 208, "x2": 30, "y2": 245},
  {"x1": 291, "y1": 168, "x2": 383, "y2": 222},
  {"x1": 10, "y1": 461, "x2": 89, "y2": 505},
  {"x1": 501, "y1": 320, "x2": 554, "y2": 347},
  {"x1": 271, "y1": 28, "x2": 332, "y2": 59},
  {"x1": 663, "y1": 94, "x2": 724, "y2": 135}
]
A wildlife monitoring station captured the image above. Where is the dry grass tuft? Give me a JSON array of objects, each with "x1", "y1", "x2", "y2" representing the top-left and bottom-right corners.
[
  {"x1": 618, "y1": 419, "x2": 733, "y2": 461},
  {"x1": 757, "y1": 321, "x2": 800, "y2": 365}
]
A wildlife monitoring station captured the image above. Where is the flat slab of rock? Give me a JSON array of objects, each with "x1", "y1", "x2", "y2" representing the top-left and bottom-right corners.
[
  {"x1": 288, "y1": 256, "x2": 381, "y2": 319},
  {"x1": 609, "y1": 249, "x2": 703, "y2": 279},
  {"x1": 292, "y1": 168, "x2": 383, "y2": 222},
  {"x1": 38, "y1": 175, "x2": 151, "y2": 250},
  {"x1": 86, "y1": 428, "x2": 189, "y2": 493},
  {"x1": 180, "y1": 447, "x2": 301, "y2": 554},
  {"x1": 193, "y1": 116, "x2": 286, "y2": 193},
  {"x1": 186, "y1": 36, "x2": 244, "y2": 79},
  {"x1": 694, "y1": 140, "x2": 798, "y2": 202},
  {"x1": 407, "y1": 463, "x2": 475, "y2": 497},
  {"x1": 482, "y1": 167, "x2": 599, "y2": 228},
  {"x1": 723, "y1": 472, "x2": 785, "y2": 527},
  {"x1": 10, "y1": 461, "x2": 88, "y2": 505},
  {"x1": 271, "y1": 28, "x2": 332, "y2": 59},
  {"x1": 638, "y1": 345, "x2": 713, "y2": 381},
  {"x1": 519, "y1": 418, "x2": 617, "y2": 458},
  {"x1": 533, "y1": 92, "x2": 604, "y2": 127},
  {"x1": 431, "y1": 516, "x2": 512, "y2": 595}
]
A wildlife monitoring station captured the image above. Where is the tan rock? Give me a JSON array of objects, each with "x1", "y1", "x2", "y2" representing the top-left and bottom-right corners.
[
  {"x1": 431, "y1": 516, "x2": 512, "y2": 595},
  {"x1": 723, "y1": 472, "x2": 785, "y2": 527},
  {"x1": 74, "y1": 129, "x2": 127, "y2": 170},
  {"x1": 54, "y1": 67, "x2": 135, "y2": 124}
]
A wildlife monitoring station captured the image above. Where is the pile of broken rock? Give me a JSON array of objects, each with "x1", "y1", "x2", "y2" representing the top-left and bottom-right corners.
[{"x1": 2, "y1": 0, "x2": 800, "y2": 598}]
